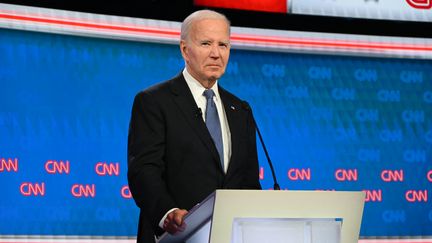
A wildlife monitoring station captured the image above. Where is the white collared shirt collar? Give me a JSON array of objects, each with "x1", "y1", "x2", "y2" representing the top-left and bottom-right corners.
[{"x1": 182, "y1": 68, "x2": 221, "y2": 103}]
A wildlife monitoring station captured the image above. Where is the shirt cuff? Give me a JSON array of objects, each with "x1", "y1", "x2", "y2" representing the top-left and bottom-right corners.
[{"x1": 158, "y1": 208, "x2": 179, "y2": 228}]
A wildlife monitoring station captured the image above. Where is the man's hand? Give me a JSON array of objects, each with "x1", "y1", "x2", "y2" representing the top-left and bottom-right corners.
[{"x1": 163, "y1": 209, "x2": 188, "y2": 235}]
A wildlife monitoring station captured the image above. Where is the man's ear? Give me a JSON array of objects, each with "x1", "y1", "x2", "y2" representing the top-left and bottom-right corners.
[{"x1": 180, "y1": 40, "x2": 188, "y2": 61}]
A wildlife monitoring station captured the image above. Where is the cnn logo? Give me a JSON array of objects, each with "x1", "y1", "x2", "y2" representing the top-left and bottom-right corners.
[
  {"x1": 405, "y1": 190, "x2": 428, "y2": 202},
  {"x1": 45, "y1": 160, "x2": 70, "y2": 174},
  {"x1": 71, "y1": 184, "x2": 96, "y2": 198},
  {"x1": 20, "y1": 182, "x2": 45, "y2": 196},
  {"x1": 0, "y1": 158, "x2": 18, "y2": 172},
  {"x1": 95, "y1": 162, "x2": 119, "y2": 176}
]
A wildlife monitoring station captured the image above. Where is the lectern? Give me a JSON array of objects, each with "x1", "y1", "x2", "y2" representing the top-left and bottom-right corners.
[{"x1": 157, "y1": 190, "x2": 365, "y2": 243}]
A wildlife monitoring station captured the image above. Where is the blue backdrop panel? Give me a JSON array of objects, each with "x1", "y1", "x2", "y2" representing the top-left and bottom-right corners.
[{"x1": 0, "y1": 28, "x2": 431, "y2": 237}]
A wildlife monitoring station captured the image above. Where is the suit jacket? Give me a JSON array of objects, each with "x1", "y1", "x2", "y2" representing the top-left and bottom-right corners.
[{"x1": 127, "y1": 73, "x2": 261, "y2": 243}]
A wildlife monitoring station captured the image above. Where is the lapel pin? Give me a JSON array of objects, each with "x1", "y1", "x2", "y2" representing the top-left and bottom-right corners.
[{"x1": 230, "y1": 105, "x2": 236, "y2": 110}]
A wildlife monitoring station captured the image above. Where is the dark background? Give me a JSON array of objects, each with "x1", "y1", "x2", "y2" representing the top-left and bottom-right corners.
[{"x1": 1, "y1": 0, "x2": 432, "y2": 38}]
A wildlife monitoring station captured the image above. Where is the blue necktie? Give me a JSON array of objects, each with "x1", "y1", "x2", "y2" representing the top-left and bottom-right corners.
[{"x1": 203, "y1": 89, "x2": 224, "y2": 170}]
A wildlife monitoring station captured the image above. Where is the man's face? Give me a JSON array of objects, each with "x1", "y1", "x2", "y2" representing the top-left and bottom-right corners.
[{"x1": 181, "y1": 18, "x2": 230, "y2": 87}]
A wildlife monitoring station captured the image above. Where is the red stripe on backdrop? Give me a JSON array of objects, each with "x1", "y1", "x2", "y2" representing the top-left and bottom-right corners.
[
  {"x1": 1, "y1": 12, "x2": 432, "y2": 53},
  {"x1": 230, "y1": 34, "x2": 432, "y2": 51},
  {"x1": 194, "y1": 0, "x2": 287, "y2": 13},
  {"x1": 0, "y1": 13, "x2": 179, "y2": 36}
]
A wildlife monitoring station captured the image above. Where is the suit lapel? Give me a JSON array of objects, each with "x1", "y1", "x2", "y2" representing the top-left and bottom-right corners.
[
  {"x1": 169, "y1": 74, "x2": 222, "y2": 166},
  {"x1": 219, "y1": 87, "x2": 242, "y2": 175}
]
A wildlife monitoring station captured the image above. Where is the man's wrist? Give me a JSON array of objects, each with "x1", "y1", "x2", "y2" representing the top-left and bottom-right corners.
[{"x1": 158, "y1": 208, "x2": 179, "y2": 229}]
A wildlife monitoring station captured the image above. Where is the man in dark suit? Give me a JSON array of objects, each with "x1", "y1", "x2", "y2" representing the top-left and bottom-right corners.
[{"x1": 127, "y1": 9, "x2": 261, "y2": 243}]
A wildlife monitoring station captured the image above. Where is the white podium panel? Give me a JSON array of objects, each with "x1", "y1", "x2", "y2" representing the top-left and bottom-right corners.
[
  {"x1": 158, "y1": 190, "x2": 365, "y2": 243},
  {"x1": 232, "y1": 218, "x2": 341, "y2": 243}
]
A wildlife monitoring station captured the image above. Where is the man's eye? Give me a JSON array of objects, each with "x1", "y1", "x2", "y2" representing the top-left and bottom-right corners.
[{"x1": 201, "y1": 42, "x2": 210, "y2": 46}]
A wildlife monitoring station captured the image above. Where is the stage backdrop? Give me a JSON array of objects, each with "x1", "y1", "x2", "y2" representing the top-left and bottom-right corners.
[{"x1": 0, "y1": 27, "x2": 431, "y2": 238}]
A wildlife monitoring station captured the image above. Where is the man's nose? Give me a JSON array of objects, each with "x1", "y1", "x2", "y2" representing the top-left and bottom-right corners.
[{"x1": 209, "y1": 44, "x2": 220, "y2": 58}]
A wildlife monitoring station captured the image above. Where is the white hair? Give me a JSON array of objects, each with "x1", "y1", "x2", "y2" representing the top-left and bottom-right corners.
[{"x1": 180, "y1": 10, "x2": 231, "y2": 41}]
